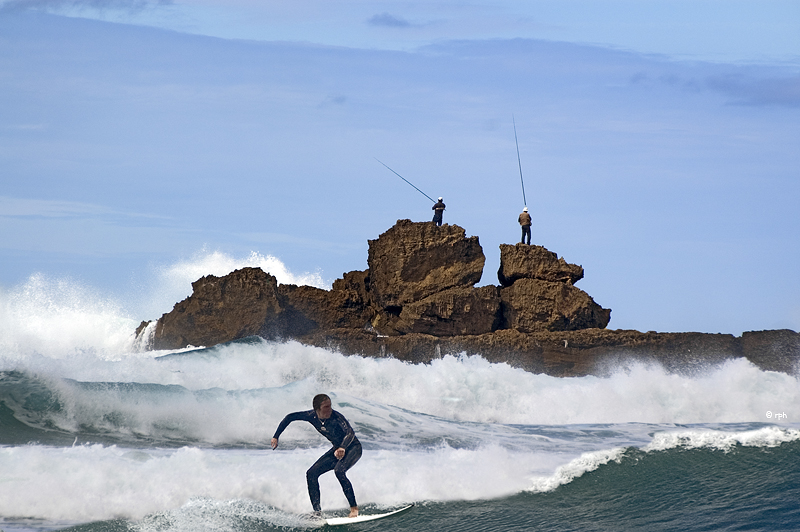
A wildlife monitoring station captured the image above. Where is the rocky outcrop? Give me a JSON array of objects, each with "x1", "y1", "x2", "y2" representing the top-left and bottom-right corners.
[
  {"x1": 500, "y1": 279, "x2": 611, "y2": 332},
  {"x1": 148, "y1": 268, "x2": 374, "y2": 350},
  {"x1": 498, "y1": 244, "x2": 584, "y2": 286},
  {"x1": 741, "y1": 329, "x2": 800, "y2": 375},
  {"x1": 376, "y1": 285, "x2": 502, "y2": 336},
  {"x1": 135, "y1": 219, "x2": 798, "y2": 377},
  {"x1": 151, "y1": 267, "x2": 285, "y2": 350},
  {"x1": 367, "y1": 220, "x2": 485, "y2": 309},
  {"x1": 293, "y1": 327, "x2": 798, "y2": 377},
  {"x1": 497, "y1": 244, "x2": 610, "y2": 332}
]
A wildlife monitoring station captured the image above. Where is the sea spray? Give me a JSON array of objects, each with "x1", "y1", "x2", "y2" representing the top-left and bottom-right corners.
[
  {"x1": 1, "y1": 255, "x2": 799, "y2": 530},
  {"x1": 643, "y1": 425, "x2": 800, "y2": 452},
  {"x1": 3, "y1": 425, "x2": 798, "y2": 524},
  {"x1": 0, "y1": 250, "x2": 324, "y2": 362},
  {"x1": 0, "y1": 273, "x2": 136, "y2": 361},
  {"x1": 0, "y1": 441, "x2": 589, "y2": 520},
  {"x1": 3, "y1": 341, "x2": 799, "y2": 441}
]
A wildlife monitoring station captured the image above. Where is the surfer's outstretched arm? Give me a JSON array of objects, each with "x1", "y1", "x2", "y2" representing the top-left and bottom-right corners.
[{"x1": 271, "y1": 410, "x2": 314, "y2": 448}]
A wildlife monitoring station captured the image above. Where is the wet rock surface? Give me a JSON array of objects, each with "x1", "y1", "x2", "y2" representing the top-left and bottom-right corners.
[{"x1": 137, "y1": 220, "x2": 798, "y2": 376}]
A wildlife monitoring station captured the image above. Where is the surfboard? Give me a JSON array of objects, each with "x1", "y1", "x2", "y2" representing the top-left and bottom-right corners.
[{"x1": 324, "y1": 503, "x2": 414, "y2": 526}]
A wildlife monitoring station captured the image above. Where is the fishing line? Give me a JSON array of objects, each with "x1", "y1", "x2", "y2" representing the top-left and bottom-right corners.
[
  {"x1": 513, "y1": 115, "x2": 527, "y2": 207},
  {"x1": 374, "y1": 158, "x2": 436, "y2": 203}
]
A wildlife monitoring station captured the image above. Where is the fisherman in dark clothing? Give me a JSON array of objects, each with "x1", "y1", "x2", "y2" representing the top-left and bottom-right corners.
[
  {"x1": 272, "y1": 394, "x2": 361, "y2": 517},
  {"x1": 519, "y1": 207, "x2": 532, "y2": 245},
  {"x1": 432, "y1": 197, "x2": 446, "y2": 226}
]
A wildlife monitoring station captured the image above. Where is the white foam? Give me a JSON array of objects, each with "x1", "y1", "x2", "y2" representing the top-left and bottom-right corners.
[
  {"x1": 644, "y1": 426, "x2": 800, "y2": 452},
  {"x1": 2, "y1": 262, "x2": 800, "y2": 526},
  {"x1": 5, "y1": 340, "x2": 800, "y2": 443},
  {"x1": 526, "y1": 447, "x2": 628, "y2": 493},
  {"x1": 0, "y1": 273, "x2": 136, "y2": 361},
  {"x1": 135, "y1": 498, "x2": 317, "y2": 532},
  {"x1": 0, "y1": 443, "x2": 557, "y2": 523},
  {"x1": 2, "y1": 253, "x2": 798, "y2": 429},
  {"x1": 138, "y1": 343, "x2": 797, "y2": 427},
  {"x1": 0, "y1": 250, "x2": 324, "y2": 362},
  {"x1": 0, "y1": 445, "x2": 294, "y2": 521},
  {"x1": 524, "y1": 425, "x2": 800, "y2": 494}
]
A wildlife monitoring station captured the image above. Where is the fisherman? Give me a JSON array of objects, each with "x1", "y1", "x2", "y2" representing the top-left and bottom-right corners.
[
  {"x1": 432, "y1": 197, "x2": 446, "y2": 226},
  {"x1": 518, "y1": 207, "x2": 532, "y2": 245},
  {"x1": 272, "y1": 394, "x2": 361, "y2": 518}
]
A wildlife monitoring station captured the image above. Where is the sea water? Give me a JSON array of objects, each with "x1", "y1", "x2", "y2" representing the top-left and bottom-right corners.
[{"x1": 1, "y1": 256, "x2": 798, "y2": 532}]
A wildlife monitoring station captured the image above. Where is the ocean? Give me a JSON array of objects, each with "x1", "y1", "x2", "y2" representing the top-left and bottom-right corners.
[{"x1": 1, "y1": 260, "x2": 798, "y2": 532}]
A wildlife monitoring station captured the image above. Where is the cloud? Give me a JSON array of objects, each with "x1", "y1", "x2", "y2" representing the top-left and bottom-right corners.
[
  {"x1": 629, "y1": 68, "x2": 800, "y2": 108},
  {"x1": 0, "y1": 196, "x2": 168, "y2": 224},
  {"x1": 367, "y1": 12, "x2": 412, "y2": 28},
  {"x1": 0, "y1": 0, "x2": 171, "y2": 14},
  {"x1": 317, "y1": 94, "x2": 347, "y2": 109},
  {"x1": 706, "y1": 74, "x2": 800, "y2": 108}
]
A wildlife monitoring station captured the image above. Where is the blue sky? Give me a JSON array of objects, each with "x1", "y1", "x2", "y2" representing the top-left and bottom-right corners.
[{"x1": 1, "y1": 1, "x2": 799, "y2": 334}]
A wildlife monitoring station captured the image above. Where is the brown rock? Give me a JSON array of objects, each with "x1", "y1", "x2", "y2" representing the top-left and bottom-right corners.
[
  {"x1": 134, "y1": 320, "x2": 151, "y2": 338},
  {"x1": 134, "y1": 220, "x2": 800, "y2": 379},
  {"x1": 388, "y1": 285, "x2": 502, "y2": 336},
  {"x1": 500, "y1": 278, "x2": 611, "y2": 332},
  {"x1": 331, "y1": 270, "x2": 372, "y2": 308},
  {"x1": 742, "y1": 329, "x2": 800, "y2": 374},
  {"x1": 498, "y1": 243, "x2": 584, "y2": 287},
  {"x1": 298, "y1": 327, "x2": 750, "y2": 378},
  {"x1": 152, "y1": 267, "x2": 284, "y2": 350},
  {"x1": 279, "y1": 282, "x2": 374, "y2": 334},
  {"x1": 367, "y1": 220, "x2": 485, "y2": 309}
]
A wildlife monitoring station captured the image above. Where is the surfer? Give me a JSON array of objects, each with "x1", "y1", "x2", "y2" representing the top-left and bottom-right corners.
[
  {"x1": 271, "y1": 394, "x2": 362, "y2": 518},
  {"x1": 432, "y1": 197, "x2": 446, "y2": 226},
  {"x1": 518, "y1": 206, "x2": 531, "y2": 245}
]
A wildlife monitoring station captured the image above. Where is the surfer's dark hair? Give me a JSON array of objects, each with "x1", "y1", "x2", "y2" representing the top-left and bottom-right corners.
[{"x1": 313, "y1": 394, "x2": 331, "y2": 412}]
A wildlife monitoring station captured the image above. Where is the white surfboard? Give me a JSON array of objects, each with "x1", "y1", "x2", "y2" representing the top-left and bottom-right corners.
[{"x1": 324, "y1": 503, "x2": 414, "y2": 526}]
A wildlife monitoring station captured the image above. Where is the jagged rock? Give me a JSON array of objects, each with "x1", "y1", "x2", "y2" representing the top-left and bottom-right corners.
[
  {"x1": 367, "y1": 220, "x2": 485, "y2": 310},
  {"x1": 500, "y1": 278, "x2": 611, "y2": 332},
  {"x1": 152, "y1": 267, "x2": 284, "y2": 350},
  {"x1": 741, "y1": 329, "x2": 800, "y2": 374},
  {"x1": 136, "y1": 221, "x2": 800, "y2": 378},
  {"x1": 331, "y1": 270, "x2": 372, "y2": 308},
  {"x1": 373, "y1": 285, "x2": 501, "y2": 336},
  {"x1": 498, "y1": 244, "x2": 584, "y2": 287},
  {"x1": 142, "y1": 220, "x2": 611, "y2": 354},
  {"x1": 279, "y1": 282, "x2": 374, "y2": 333},
  {"x1": 134, "y1": 320, "x2": 150, "y2": 338}
]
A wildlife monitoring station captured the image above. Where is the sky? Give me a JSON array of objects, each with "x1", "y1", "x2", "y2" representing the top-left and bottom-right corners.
[{"x1": 1, "y1": 0, "x2": 799, "y2": 335}]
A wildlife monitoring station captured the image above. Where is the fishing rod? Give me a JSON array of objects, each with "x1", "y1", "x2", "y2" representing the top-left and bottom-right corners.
[
  {"x1": 513, "y1": 115, "x2": 527, "y2": 207},
  {"x1": 374, "y1": 158, "x2": 436, "y2": 203}
]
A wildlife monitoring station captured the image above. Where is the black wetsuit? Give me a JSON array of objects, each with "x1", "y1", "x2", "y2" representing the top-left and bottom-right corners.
[{"x1": 273, "y1": 409, "x2": 362, "y2": 511}]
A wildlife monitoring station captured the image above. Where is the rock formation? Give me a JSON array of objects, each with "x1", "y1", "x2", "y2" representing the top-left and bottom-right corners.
[
  {"x1": 368, "y1": 220, "x2": 485, "y2": 309},
  {"x1": 497, "y1": 244, "x2": 610, "y2": 332},
  {"x1": 498, "y1": 243, "x2": 584, "y2": 286},
  {"x1": 151, "y1": 266, "x2": 284, "y2": 350},
  {"x1": 136, "y1": 219, "x2": 798, "y2": 377}
]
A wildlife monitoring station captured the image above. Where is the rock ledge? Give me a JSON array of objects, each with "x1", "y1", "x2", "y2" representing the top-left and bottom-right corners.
[{"x1": 135, "y1": 220, "x2": 798, "y2": 377}]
